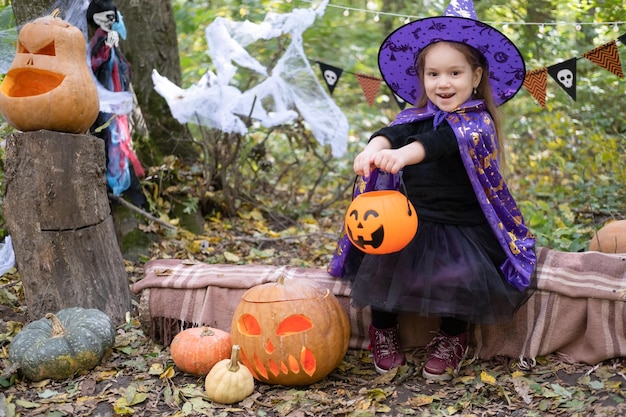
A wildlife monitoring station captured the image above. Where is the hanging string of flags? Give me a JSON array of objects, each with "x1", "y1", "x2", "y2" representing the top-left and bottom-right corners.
[
  {"x1": 315, "y1": 33, "x2": 626, "y2": 109},
  {"x1": 300, "y1": 0, "x2": 626, "y2": 30},
  {"x1": 317, "y1": 61, "x2": 406, "y2": 109},
  {"x1": 523, "y1": 34, "x2": 626, "y2": 107}
]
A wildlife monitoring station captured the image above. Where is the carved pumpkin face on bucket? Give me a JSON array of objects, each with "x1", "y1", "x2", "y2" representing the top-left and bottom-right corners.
[
  {"x1": 0, "y1": 11, "x2": 99, "y2": 133},
  {"x1": 230, "y1": 276, "x2": 350, "y2": 386},
  {"x1": 345, "y1": 190, "x2": 418, "y2": 254}
]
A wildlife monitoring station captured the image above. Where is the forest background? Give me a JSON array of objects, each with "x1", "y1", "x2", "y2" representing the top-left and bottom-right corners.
[
  {"x1": 0, "y1": 0, "x2": 625, "y2": 264},
  {"x1": 0, "y1": 0, "x2": 625, "y2": 415}
]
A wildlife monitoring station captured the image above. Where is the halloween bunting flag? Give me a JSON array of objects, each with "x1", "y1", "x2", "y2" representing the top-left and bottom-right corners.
[
  {"x1": 315, "y1": 32, "x2": 626, "y2": 109},
  {"x1": 547, "y1": 58, "x2": 577, "y2": 101},
  {"x1": 582, "y1": 40, "x2": 624, "y2": 79},
  {"x1": 523, "y1": 68, "x2": 548, "y2": 108},
  {"x1": 318, "y1": 62, "x2": 343, "y2": 95},
  {"x1": 355, "y1": 73, "x2": 382, "y2": 106}
]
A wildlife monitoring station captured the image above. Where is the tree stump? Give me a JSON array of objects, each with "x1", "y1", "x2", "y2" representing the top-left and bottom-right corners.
[{"x1": 3, "y1": 130, "x2": 131, "y2": 324}]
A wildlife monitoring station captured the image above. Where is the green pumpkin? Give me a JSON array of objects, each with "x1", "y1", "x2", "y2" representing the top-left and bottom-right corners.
[{"x1": 9, "y1": 307, "x2": 115, "y2": 381}]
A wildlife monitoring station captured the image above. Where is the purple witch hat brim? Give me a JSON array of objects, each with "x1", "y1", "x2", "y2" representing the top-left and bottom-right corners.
[{"x1": 378, "y1": 16, "x2": 526, "y2": 107}]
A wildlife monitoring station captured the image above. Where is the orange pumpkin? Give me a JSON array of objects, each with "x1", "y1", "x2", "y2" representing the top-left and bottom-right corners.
[
  {"x1": 588, "y1": 220, "x2": 626, "y2": 253},
  {"x1": 0, "y1": 10, "x2": 99, "y2": 133},
  {"x1": 344, "y1": 190, "x2": 418, "y2": 254},
  {"x1": 230, "y1": 276, "x2": 350, "y2": 386},
  {"x1": 170, "y1": 326, "x2": 232, "y2": 376}
]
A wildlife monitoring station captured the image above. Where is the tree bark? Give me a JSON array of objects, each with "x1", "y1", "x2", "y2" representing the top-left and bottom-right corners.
[
  {"x1": 9, "y1": 0, "x2": 51, "y2": 26},
  {"x1": 3, "y1": 131, "x2": 131, "y2": 324},
  {"x1": 109, "y1": 0, "x2": 196, "y2": 165}
]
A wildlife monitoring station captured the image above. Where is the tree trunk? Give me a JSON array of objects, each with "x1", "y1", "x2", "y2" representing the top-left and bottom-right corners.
[
  {"x1": 9, "y1": 0, "x2": 51, "y2": 26},
  {"x1": 3, "y1": 131, "x2": 131, "y2": 324},
  {"x1": 111, "y1": 0, "x2": 196, "y2": 165}
]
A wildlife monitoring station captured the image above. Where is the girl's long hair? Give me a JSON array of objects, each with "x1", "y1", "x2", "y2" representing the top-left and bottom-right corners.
[{"x1": 413, "y1": 41, "x2": 506, "y2": 167}]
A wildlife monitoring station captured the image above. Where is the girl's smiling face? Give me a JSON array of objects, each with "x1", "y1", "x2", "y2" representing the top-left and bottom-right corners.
[{"x1": 422, "y1": 42, "x2": 483, "y2": 112}]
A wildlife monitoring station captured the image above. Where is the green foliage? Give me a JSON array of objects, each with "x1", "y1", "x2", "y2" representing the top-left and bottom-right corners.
[{"x1": 167, "y1": 0, "x2": 626, "y2": 250}]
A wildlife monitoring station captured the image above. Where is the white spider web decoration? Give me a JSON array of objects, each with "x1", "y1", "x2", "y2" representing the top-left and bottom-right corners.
[{"x1": 152, "y1": 0, "x2": 348, "y2": 157}]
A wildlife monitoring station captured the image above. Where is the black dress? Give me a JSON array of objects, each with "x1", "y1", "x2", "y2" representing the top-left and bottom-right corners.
[{"x1": 343, "y1": 119, "x2": 529, "y2": 324}]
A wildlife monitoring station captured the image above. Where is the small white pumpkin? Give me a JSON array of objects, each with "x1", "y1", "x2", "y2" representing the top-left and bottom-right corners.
[{"x1": 205, "y1": 344, "x2": 254, "y2": 404}]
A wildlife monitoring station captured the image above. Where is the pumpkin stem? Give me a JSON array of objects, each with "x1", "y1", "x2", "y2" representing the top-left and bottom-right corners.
[
  {"x1": 51, "y1": 8, "x2": 60, "y2": 18},
  {"x1": 228, "y1": 345, "x2": 242, "y2": 372},
  {"x1": 45, "y1": 313, "x2": 67, "y2": 338},
  {"x1": 200, "y1": 327, "x2": 215, "y2": 337}
]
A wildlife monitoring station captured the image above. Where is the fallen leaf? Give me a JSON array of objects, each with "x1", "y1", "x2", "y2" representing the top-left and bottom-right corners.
[
  {"x1": 480, "y1": 370, "x2": 497, "y2": 385},
  {"x1": 223, "y1": 251, "x2": 240, "y2": 262},
  {"x1": 408, "y1": 394, "x2": 434, "y2": 407}
]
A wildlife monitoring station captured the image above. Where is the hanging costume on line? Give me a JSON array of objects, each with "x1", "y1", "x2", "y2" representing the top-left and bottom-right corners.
[
  {"x1": 328, "y1": 99, "x2": 536, "y2": 324},
  {"x1": 89, "y1": 27, "x2": 145, "y2": 202}
]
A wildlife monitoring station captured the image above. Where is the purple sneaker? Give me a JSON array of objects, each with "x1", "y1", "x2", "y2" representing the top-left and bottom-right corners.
[
  {"x1": 369, "y1": 324, "x2": 406, "y2": 374},
  {"x1": 422, "y1": 331, "x2": 468, "y2": 381}
]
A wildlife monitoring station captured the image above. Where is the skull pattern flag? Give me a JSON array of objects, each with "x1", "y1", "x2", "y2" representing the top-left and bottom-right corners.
[
  {"x1": 547, "y1": 58, "x2": 577, "y2": 101},
  {"x1": 318, "y1": 62, "x2": 343, "y2": 95}
]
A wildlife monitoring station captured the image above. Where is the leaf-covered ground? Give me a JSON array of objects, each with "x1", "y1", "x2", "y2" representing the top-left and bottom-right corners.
[{"x1": 1, "y1": 213, "x2": 626, "y2": 416}]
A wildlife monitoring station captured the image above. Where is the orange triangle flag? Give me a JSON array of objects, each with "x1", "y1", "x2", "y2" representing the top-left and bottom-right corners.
[
  {"x1": 355, "y1": 73, "x2": 382, "y2": 106},
  {"x1": 582, "y1": 40, "x2": 624, "y2": 78},
  {"x1": 523, "y1": 68, "x2": 547, "y2": 108}
]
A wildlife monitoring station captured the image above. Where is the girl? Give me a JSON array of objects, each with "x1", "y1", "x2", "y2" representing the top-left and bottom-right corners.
[{"x1": 330, "y1": 0, "x2": 536, "y2": 380}]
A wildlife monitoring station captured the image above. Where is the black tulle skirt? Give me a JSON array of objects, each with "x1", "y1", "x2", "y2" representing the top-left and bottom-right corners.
[{"x1": 343, "y1": 219, "x2": 531, "y2": 325}]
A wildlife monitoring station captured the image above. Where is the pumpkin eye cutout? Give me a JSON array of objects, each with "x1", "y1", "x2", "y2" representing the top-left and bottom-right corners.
[
  {"x1": 35, "y1": 41, "x2": 56, "y2": 56},
  {"x1": 276, "y1": 314, "x2": 312, "y2": 336},
  {"x1": 237, "y1": 314, "x2": 261, "y2": 336},
  {"x1": 18, "y1": 41, "x2": 56, "y2": 56}
]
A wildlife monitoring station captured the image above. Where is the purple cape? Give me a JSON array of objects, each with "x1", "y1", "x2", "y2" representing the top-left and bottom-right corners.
[{"x1": 328, "y1": 100, "x2": 536, "y2": 291}]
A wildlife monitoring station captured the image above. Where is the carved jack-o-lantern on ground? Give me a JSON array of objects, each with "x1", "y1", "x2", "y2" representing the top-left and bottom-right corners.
[
  {"x1": 345, "y1": 189, "x2": 418, "y2": 254},
  {"x1": 0, "y1": 10, "x2": 99, "y2": 133},
  {"x1": 230, "y1": 276, "x2": 350, "y2": 386}
]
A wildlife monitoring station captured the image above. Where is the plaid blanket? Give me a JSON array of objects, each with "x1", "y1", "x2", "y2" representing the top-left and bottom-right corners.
[{"x1": 132, "y1": 247, "x2": 626, "y2": 365}]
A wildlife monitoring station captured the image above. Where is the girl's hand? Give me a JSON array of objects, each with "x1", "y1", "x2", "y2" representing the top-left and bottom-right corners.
[
  {"x1": 369, "y1": 149, "x2": 408, "y2": 175},
  {"x1": 353, "y1": 150, "x2": 377, "y2": 177},
  {"x1": 354, "y1": 135, "x2": 392, "y2": 177},
  {"x1": 354, "y1": 141, "x2": 426, "y2": 177}
]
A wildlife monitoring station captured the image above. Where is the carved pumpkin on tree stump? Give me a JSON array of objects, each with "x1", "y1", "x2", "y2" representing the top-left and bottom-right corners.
[
  {"x1": 230, "y1": 276, "x2": 350, "y2": 386},
  {"x1": 0, "y1": 10, "x2": 99, "y2": 133}
]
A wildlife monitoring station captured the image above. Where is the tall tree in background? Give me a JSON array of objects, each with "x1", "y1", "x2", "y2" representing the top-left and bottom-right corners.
[{"x1": 10, "y1": 0, "x2": 196, "y2": 165}]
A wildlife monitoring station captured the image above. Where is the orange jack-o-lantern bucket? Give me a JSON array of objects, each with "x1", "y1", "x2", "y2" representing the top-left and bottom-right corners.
[
  {"x1": 230, "y1": 276, "x2": 350, "y2": 386},
  {"x1": 344, "y1": 189, "x2": 418, "y2": 255},
  {"x1": 0, "y1": 10, "x2": 99, "y2": 133}
]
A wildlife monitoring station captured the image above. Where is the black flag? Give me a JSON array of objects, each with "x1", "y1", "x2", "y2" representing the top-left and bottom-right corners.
[
  {"x1": 318, "y1": 62, "x2": 343, "y2": 95},
  {"x1": 547, "y1": 58, "x2": 577, "y2": 101}
]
